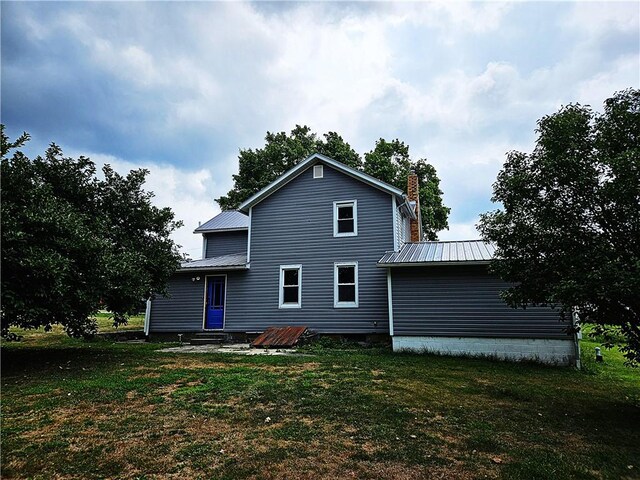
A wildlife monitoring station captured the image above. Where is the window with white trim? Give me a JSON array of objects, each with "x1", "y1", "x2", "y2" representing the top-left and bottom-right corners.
[
  {"x1": 279, "y1": 265, "x2": 302, "y2": 308},
  {"x1": 334, "y1": 262, "x2": 358, "y2": 308},
  {"x1": 333, "y1": 200, "x2": 357, "y2": 237},
  {"x1": 313, "y1": 165, "x2": 323, "y2": 178}
]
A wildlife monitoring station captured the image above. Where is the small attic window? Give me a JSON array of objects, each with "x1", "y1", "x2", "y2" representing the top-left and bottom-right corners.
[{"x1": 313, "y1": 165, "x2": 323, "y2": 178}]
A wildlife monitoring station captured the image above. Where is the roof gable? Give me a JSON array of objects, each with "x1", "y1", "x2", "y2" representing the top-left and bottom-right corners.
[{"x1": 238, "y1": 153, "x2": 405, "y2": 213}]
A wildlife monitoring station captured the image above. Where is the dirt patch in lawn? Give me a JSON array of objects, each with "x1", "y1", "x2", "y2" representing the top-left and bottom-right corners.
[{"x1": 155, "y1": 356, "x2": 320, "y2": 374}]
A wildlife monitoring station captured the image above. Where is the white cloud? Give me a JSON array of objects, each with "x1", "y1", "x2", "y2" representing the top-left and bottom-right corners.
[
  {"x1": 576, "y1": 54, "x2": 640, "y2": 107},
  {"x1": 438, "y1": 221, "x2": 481, "y2": 241},
  {"x1": 78, "y1": 151, "x2": 221, "y2": 257},
  {"x1": 566, "y1": 2, "x2": 640, "y2": 35},
  {"x1": 380, "y1": 1, "x2": 513, "y2": 34},
  {"x1": 4, "y1": 0, "x2": 639, "y2": 250}
]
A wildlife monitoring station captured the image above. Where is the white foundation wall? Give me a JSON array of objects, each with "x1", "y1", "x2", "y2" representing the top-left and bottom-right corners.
[{"x1": 392, "y1": 336, "x2": 577, "y2": 366}]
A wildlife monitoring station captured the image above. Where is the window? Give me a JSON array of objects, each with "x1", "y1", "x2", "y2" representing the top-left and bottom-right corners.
[
  {"x1": 313, "y1": 165, "x2": 323, "y2": 178},
  {"x1": 333, "y1": 200, "x2": 357, "y2": 237},
  {"x1": 334, "y1": 262, "x2": 358, "y2": 308},
  {"x1": 279, "y1": 265, "x2": 302, "y2": 308}
]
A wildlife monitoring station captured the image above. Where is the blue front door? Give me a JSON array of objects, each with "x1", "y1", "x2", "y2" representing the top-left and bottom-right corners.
[{"x1": 205, "y1": 276, "x2": 225, "y2": 329}]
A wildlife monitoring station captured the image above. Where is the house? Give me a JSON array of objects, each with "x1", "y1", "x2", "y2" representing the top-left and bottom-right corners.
[{"x1": 146, "y1": 153, "x2": 579, "y2": 365}]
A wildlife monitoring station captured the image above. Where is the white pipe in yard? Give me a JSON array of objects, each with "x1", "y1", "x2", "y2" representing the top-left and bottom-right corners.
[{"x1": 144, "y1": 299, "x2": 151, "y2": 336}]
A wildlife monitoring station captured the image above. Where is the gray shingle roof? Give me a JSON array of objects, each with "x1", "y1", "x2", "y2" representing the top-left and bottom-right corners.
[
  {"x1": 194, "y1": 211, "x2": 249, "y2": 233},
  {"x1": 378, "y1": 240, "x2": 495, "y2": 266},
  {"x1": 180, "y1": 252, "x2": 248, "y2": 271}
]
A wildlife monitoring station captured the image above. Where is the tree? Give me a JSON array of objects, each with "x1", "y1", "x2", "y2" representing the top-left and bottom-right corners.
[
  {"x1": 216, "y1": 126, "x2": 362, "y2": 210},
  {"x1": 478, "y1": 89, "x2": 640, "y2": 364},
  {"x1": 217, "y1": 127, "x2": 449, "y2": 239},
  {"x1": 1, "y1": 126, "x2": 183, "y2": 338},
  {"x1": 364, "y1": 139, "x2": 450, "y2": 240}
]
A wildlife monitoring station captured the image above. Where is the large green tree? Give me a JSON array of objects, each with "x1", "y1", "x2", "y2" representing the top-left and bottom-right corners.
[
  {"x1": 478, "y1": 89, "x2": 640, "y2": 363},
  {"x1": 1, "y1": 126, "x2": 183, "y2": 338},
  {"x1": 217, "y1": 126, "x2": 449, "y2": 239},
  {"x1": 216, "y1": 125, "x2": 362, "y2": 210},
  {"x1": 364, "y1": 139, "x2": 449, "y2": 240}
]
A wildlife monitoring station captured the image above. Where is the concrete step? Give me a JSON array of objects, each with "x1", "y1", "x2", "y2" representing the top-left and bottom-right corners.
[
  {"x1": 190, "y1": 332, "x2": 227, "y2": 345},
  {"x1": 190, "y1": 337, "x2": 224, "y2": 345}
]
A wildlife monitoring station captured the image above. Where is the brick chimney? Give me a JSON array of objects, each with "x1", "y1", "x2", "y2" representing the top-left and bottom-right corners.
[{"x1": 407, "y1": 171, "x2": 422, "y2": 242}]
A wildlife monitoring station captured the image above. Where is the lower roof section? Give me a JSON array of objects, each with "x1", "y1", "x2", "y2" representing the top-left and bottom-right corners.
[
  {"x1": 193, "y1": 210, "x2": 249, "y2": 234},
  {"x1": 378, "y1": 240, "x2": 495, "y2": 266},
  {"x1": 179, "y1": 252, "x2": 248, "y2": 272}
]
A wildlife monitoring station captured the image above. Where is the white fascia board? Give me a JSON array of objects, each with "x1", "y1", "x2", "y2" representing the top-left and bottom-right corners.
[
  {"x1": 238, "y1": 153, "x2": 405, "y2": 212},
  {"x1": 376, "y1": 261, "x2": 491, "y2": 268},
  {"x1": 178, "y1": 265, "x2": 249, "y2": 273},
  {"x1": 193, "y1": 227, "x2": 249, "y2": 234}
]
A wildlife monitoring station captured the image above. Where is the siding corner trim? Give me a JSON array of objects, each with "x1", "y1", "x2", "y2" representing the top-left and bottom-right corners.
[{"x1": 386, "y1": 268, "x2": 394, "y2": 336}]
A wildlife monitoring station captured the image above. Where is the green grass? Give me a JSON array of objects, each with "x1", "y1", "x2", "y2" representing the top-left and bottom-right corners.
[
  {"x1": 1, "y1": 329, "x2": 638, "y2": 480},
  {"x1": 6, "y1": 313, "x2": 144, "y2": 348},
  {"x1": 93, "y1": 312, "x2": 145, "y2": 332}
]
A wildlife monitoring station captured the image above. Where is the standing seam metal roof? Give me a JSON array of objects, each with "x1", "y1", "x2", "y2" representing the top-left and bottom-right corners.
[
  {"x1": 378, "y1": 240, "x2": 495, "y2": 265},
  {"x1": 179, "y1": 252, "x2": 248, "y2": 270},
  {"x1": 194, "y1": 211, "x2": 249, "y2": 233}
]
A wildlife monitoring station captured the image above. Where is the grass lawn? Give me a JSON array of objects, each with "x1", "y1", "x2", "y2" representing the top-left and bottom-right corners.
[
  {"x1": 1, "y1": 329, "x2": 638, "y2": 479},
  {"x1": 5, "y1": 313, "x2": 144, "y2": 348}
]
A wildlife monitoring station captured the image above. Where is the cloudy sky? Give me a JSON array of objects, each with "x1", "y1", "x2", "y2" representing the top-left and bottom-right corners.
[{"x1": 2, "y1": 1, "x2": 638, "y2": 257}]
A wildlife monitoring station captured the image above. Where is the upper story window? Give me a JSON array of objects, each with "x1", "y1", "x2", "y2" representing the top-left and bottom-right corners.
[
  {"x1": 279, "y1": 265, "x2": 302, "y2": 309},
  {"x1": 334, "y1": 262, "x2": 358, "y2": 308},
  {"x1": 313, "y1": 165, "x2": 323, "y2": 178},
  {"x1": 333, "y1": 200, "x2": 358, "y2": 237}
]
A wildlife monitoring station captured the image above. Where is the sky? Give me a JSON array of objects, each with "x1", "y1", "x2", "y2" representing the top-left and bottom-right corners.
[{"x1": 2, "y1": 1, "x2": 639, "y2": 257}]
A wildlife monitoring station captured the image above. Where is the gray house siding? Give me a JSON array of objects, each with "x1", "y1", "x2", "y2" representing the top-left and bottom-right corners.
[
  {"x1": 149, "y1": 271, "x2": 247, "y2": 332},
  {"x1": 204, "y1": 231, "x2": 248, "y2": 258},
  {"x1": 391, "y1": 265, "x2": 571, "y2": 339},
  {"x1": 149, "y1": 273, "x2": 205, "y2": 332},
  {"x1": 224, "y1": 163, "x2": 394, "y2": 334}
]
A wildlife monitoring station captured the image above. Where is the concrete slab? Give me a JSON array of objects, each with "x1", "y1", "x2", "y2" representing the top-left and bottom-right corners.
[{"x1": 158, "y1": 343, "x2": 299, "y2": 356}]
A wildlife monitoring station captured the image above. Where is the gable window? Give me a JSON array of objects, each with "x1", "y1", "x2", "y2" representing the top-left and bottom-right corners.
[
  {"x1": 279, "y1": 265, "x2": 302, "y2": 308},
  {"x1": 333, "y1": 200, "x2": 358, "y2": 237},
  {"x1": 334, "y1": 262, "x2": 358, "y2": 308},
  {"x1": 313, "y1": 165, "x2": 323, "y2": 178}
]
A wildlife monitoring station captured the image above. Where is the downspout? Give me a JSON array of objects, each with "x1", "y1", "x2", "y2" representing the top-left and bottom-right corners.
[
  {"x1": 572, "y1": 309, "x2": 582, "y2": 369},
  {"x1": 387, "y1": 269, "x2": 394, "y2": 337},
  {"x1": 247, "y1": 207, "x2": 252, "y2": 267},
  {"x1": 144, "y1": 298, "x2": 152, "y2": 337}
]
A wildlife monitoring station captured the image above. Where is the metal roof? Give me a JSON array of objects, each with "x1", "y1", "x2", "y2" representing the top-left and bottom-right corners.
[
  {"x1": 179, "y1": 252, "x2": 248, "y2": 271},
  {"x1": 238, "y1": 153, "x2": 406, "y2": 213},
  {"x1": 378, "y1": 240, "x2": 496, "y2": 266},
  {"x1": 194, "y1": 211, "x2": 249, "y2": 233},
  {"x1": 251, "y1": 326, "x2": 307, "y2": 348}
]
